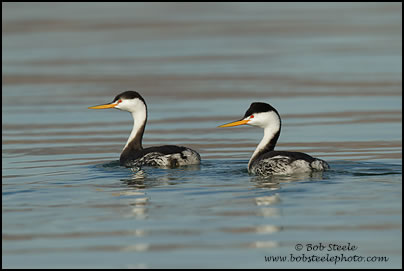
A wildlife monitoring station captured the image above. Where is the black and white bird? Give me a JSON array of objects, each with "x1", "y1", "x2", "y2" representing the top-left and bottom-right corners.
[
  {"x1": 89, "y1": 91, "x2": 201, "y2": 168},
  {"x1": 219, "y1": 102, "x2": 329, "y2": 176}
]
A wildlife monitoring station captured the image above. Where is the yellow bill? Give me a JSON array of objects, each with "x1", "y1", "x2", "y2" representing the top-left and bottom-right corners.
[
  {"x1": 218, "y1": 119, "x2": 249, "y2": 128},
  {"x1": 88, "y1": 103, "x2": 117, "y2": 109}
]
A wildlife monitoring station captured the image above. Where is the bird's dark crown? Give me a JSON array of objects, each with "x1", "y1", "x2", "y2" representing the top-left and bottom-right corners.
[
  {"x1": 113, "y1": 91, "x2": 146, "y2": 105},
  {"x1": 243, "y1": 102, "x2": 278, "y2": 118}
]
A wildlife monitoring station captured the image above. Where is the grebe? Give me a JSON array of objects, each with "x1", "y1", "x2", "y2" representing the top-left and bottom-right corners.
[
  {"x1": 219, "y1": 102, "x2": 329, "y2": 176},
  {"x1": 89, "y1": 91, "x2": 201, "y2": 168}
]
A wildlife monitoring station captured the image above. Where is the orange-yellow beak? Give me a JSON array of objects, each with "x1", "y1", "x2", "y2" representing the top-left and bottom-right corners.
[
  {"x1": 218, "y1": 119, "x2": 249, "y2": 128},
  {"x1": 88, "y1": 102, "x2": 117, "y2": 109}
]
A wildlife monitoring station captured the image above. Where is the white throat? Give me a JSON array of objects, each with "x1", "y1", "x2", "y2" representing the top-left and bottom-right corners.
[
  {"x1": 118, "y1": 101, "x2": 147, "y2": 150},
  {"x1": 247, "y1": 115, "x2": 281, "y2": 169},
  {"x1": 123, "y1": 111, "x2": 145, "y2": 150}
]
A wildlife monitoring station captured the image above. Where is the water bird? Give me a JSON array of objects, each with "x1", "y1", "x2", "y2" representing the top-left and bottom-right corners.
[
  {"x1": 219, "y1": 102, "x2": 329, "y2": 176},
  {"x1": 89, "y1": 91, "x2": 201, "y2": 168}
]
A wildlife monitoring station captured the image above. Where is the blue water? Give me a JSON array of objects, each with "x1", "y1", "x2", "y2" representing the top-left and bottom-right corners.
[
  {"x1": 2, "y1": 159, "x2": 401, "y2": 268},
  {"x1": 2, "y1": 2, "x2": 402, "y2": 268}
]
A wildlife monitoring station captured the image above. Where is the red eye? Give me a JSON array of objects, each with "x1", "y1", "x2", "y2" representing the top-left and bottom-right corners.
[
  {"x1": 250, "y1": 115, "x2": 254, "y2": 118},
  {"x1": 118, "y1": 99, "x2": 122, "y2": 103}
]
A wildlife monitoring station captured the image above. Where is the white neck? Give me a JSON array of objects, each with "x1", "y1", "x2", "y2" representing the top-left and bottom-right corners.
[
  {"x1": 247, "y1": 122, "x2": 280, "y2": 169},
  {"x1": 123, "y1": 109, "x2": 147, "y2": 150}
]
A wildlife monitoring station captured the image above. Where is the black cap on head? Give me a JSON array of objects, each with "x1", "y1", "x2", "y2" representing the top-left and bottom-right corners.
[
  {"x1": 113, "y1": 91, "x2": 146, "y2": 105},
  {"x1": 243, "y1": 102, "x2": 278, "y2": 118}
]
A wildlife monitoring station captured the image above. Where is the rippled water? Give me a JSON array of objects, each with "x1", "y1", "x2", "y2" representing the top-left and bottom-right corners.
[{"x1": 2, "y1": 3, "x2": 402, "y2": 268}]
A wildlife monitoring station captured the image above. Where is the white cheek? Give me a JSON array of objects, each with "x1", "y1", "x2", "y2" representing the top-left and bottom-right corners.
[
  {"x1": 247, "y1": 112, "x2": 280, "y2": 128},
  {"x1": 116, "y1": 100, "x2": 144, "y2": 112},
  {"x1": 247, "y1": 117, "x2": 256, "y2": 125},
  {"x1": 115, "y1": 103, "x2": 127, "y2": 111},
  {"x1": 247, "y1": 116, "x2": 264, "y2": 127}
]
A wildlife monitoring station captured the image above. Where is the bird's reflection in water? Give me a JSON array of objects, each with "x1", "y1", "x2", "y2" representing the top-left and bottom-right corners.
[
  {"x1": 122, "y1": 164, "x2": 201, "y2": 189},
  {"x1": 124, "y1": 168, "x2": 148, "y2": 189},
  {"x1": 251, "y1": 170, "x2": 328, "y2": 188},
  {"x1": 118, "y1": 165, "x2": 201, "y2": 219},
  {"x1": 251, "y1": 171, "x2": 328, "y2": 219}
]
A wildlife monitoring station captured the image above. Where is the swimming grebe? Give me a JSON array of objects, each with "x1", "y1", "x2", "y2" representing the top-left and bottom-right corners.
[
  {"x1": 89, "y1": 91, "x2": 201, "y2": 168},
  {"x1": 219, "y1": 102, "x2": 329, "y2": 176}
]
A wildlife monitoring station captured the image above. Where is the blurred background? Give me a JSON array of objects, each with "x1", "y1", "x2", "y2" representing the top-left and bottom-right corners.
[{"x1": 2, "y1": 2, "x2": 402, "y2": 268}]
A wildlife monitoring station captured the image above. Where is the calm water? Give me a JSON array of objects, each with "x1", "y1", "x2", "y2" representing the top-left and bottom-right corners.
[{"x1": 2, "y1": 3, "x2": 402, "y2": 268}]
